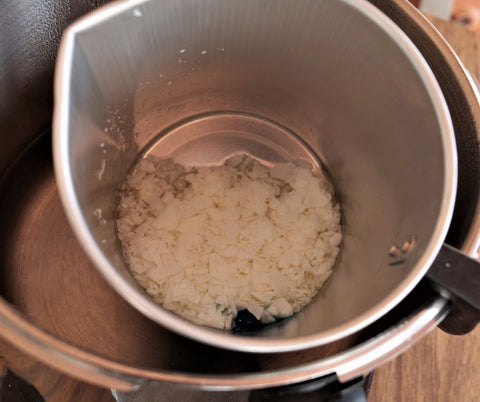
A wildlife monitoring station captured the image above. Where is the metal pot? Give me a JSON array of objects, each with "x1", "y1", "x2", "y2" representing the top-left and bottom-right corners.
[
  {"x1": 54, "y1": 0, "x2": 457, "y2": 353},
  {"x1": 0, "y1": 0, "x2": 479, "y2": 400}
]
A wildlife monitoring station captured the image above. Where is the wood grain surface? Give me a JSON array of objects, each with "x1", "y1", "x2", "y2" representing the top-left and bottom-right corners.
[{"x1": 368, "y1": 16, "x2": 480, "y2": 402}]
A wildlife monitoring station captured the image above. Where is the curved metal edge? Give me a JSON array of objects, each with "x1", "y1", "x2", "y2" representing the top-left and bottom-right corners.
[
  {"x1": 0, "y1": 300, "x2": 144, "y2": 391},
  {"x1": 335, "y1": 297, "x2": 449, "y2": 382},
  {"x1": 462, "y1": 68, "x2": 480, "y2": 259},
  {"x1": 0, "y1": 294, "x2": 449, "y2": 391}
]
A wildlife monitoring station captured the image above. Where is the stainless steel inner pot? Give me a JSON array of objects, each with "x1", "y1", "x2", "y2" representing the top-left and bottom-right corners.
[{"x1": 53, "y1": 0, "x2": 456, "y2": 353}]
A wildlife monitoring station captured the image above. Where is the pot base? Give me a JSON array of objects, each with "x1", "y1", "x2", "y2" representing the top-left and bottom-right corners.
[{"x1": 142, "y1": 112, "x2": 323, "y2": 173}]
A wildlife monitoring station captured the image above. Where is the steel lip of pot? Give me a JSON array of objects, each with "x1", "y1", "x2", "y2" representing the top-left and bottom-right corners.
[
  {"x1": 0, "y1": 289, "x2": 450, "y2": 391},
  {"x1": 455, "y1": 68, "x2": 480, "y2": 256}
]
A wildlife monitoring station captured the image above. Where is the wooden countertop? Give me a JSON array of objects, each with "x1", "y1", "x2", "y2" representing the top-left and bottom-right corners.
[{"x1": 368, "y1": 16, "x2": 480, "y2": 402}]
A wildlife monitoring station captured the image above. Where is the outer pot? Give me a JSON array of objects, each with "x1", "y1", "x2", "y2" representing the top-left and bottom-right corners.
[{"x1": 0, "y1": 0, "x2": 478, "y2": 401}]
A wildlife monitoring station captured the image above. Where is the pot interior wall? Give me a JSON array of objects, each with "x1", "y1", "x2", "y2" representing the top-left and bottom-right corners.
[{"x1": 62, "y1": 0, "x2": 452, "y2": 344}]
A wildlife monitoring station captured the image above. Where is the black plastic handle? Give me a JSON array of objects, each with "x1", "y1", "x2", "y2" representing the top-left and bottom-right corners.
[
  {"x1": 248, "y1": 374, "x2": 366, "y2": 402},
  {"x1": 426, "y1": 243, "x2": 480, "y2": 334}
]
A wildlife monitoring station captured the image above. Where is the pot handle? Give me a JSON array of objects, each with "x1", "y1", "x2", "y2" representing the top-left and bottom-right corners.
[
  {"x1": 426, "y1": 243, "x2": 480, "y2": 334},
  {"x1": 248, "y1": 373, "x2": 367, "y2": 402}
]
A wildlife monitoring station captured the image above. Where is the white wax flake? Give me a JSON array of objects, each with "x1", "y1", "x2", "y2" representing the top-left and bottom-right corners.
[
  {"x1": 133, "y1": 8, "x2": 142, "y2": 17},
  {"x1": 216, "y1": 47, "x2": 225, "y2": 51},
  {"x1": 167, "y1": 80, "x2": 172, "y2": 85},
  {"x1": 93, "y1": 208, "x2": 103, "y2": 219},
  {"x1": 100, "y1": 142, "x2": 105, "y2": 148},
  {"x1": 117, "y1": 155, "x2": 342, "y2": 330},
  {"x1": 96, "y1": 159, "x2": 106, "y2": 181},
  {"x1": 201, "y1": 50, "x2": 207, "y2": 55},
  {"x1": 104, "y1": 128, "x2": 108, "y2": 133},
  {"x1": 179, "y1": 49, "x2": 186, "y2": 54},
  {"x1": 247, "y1": 305, "x2": 264, "y2": 320}
]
